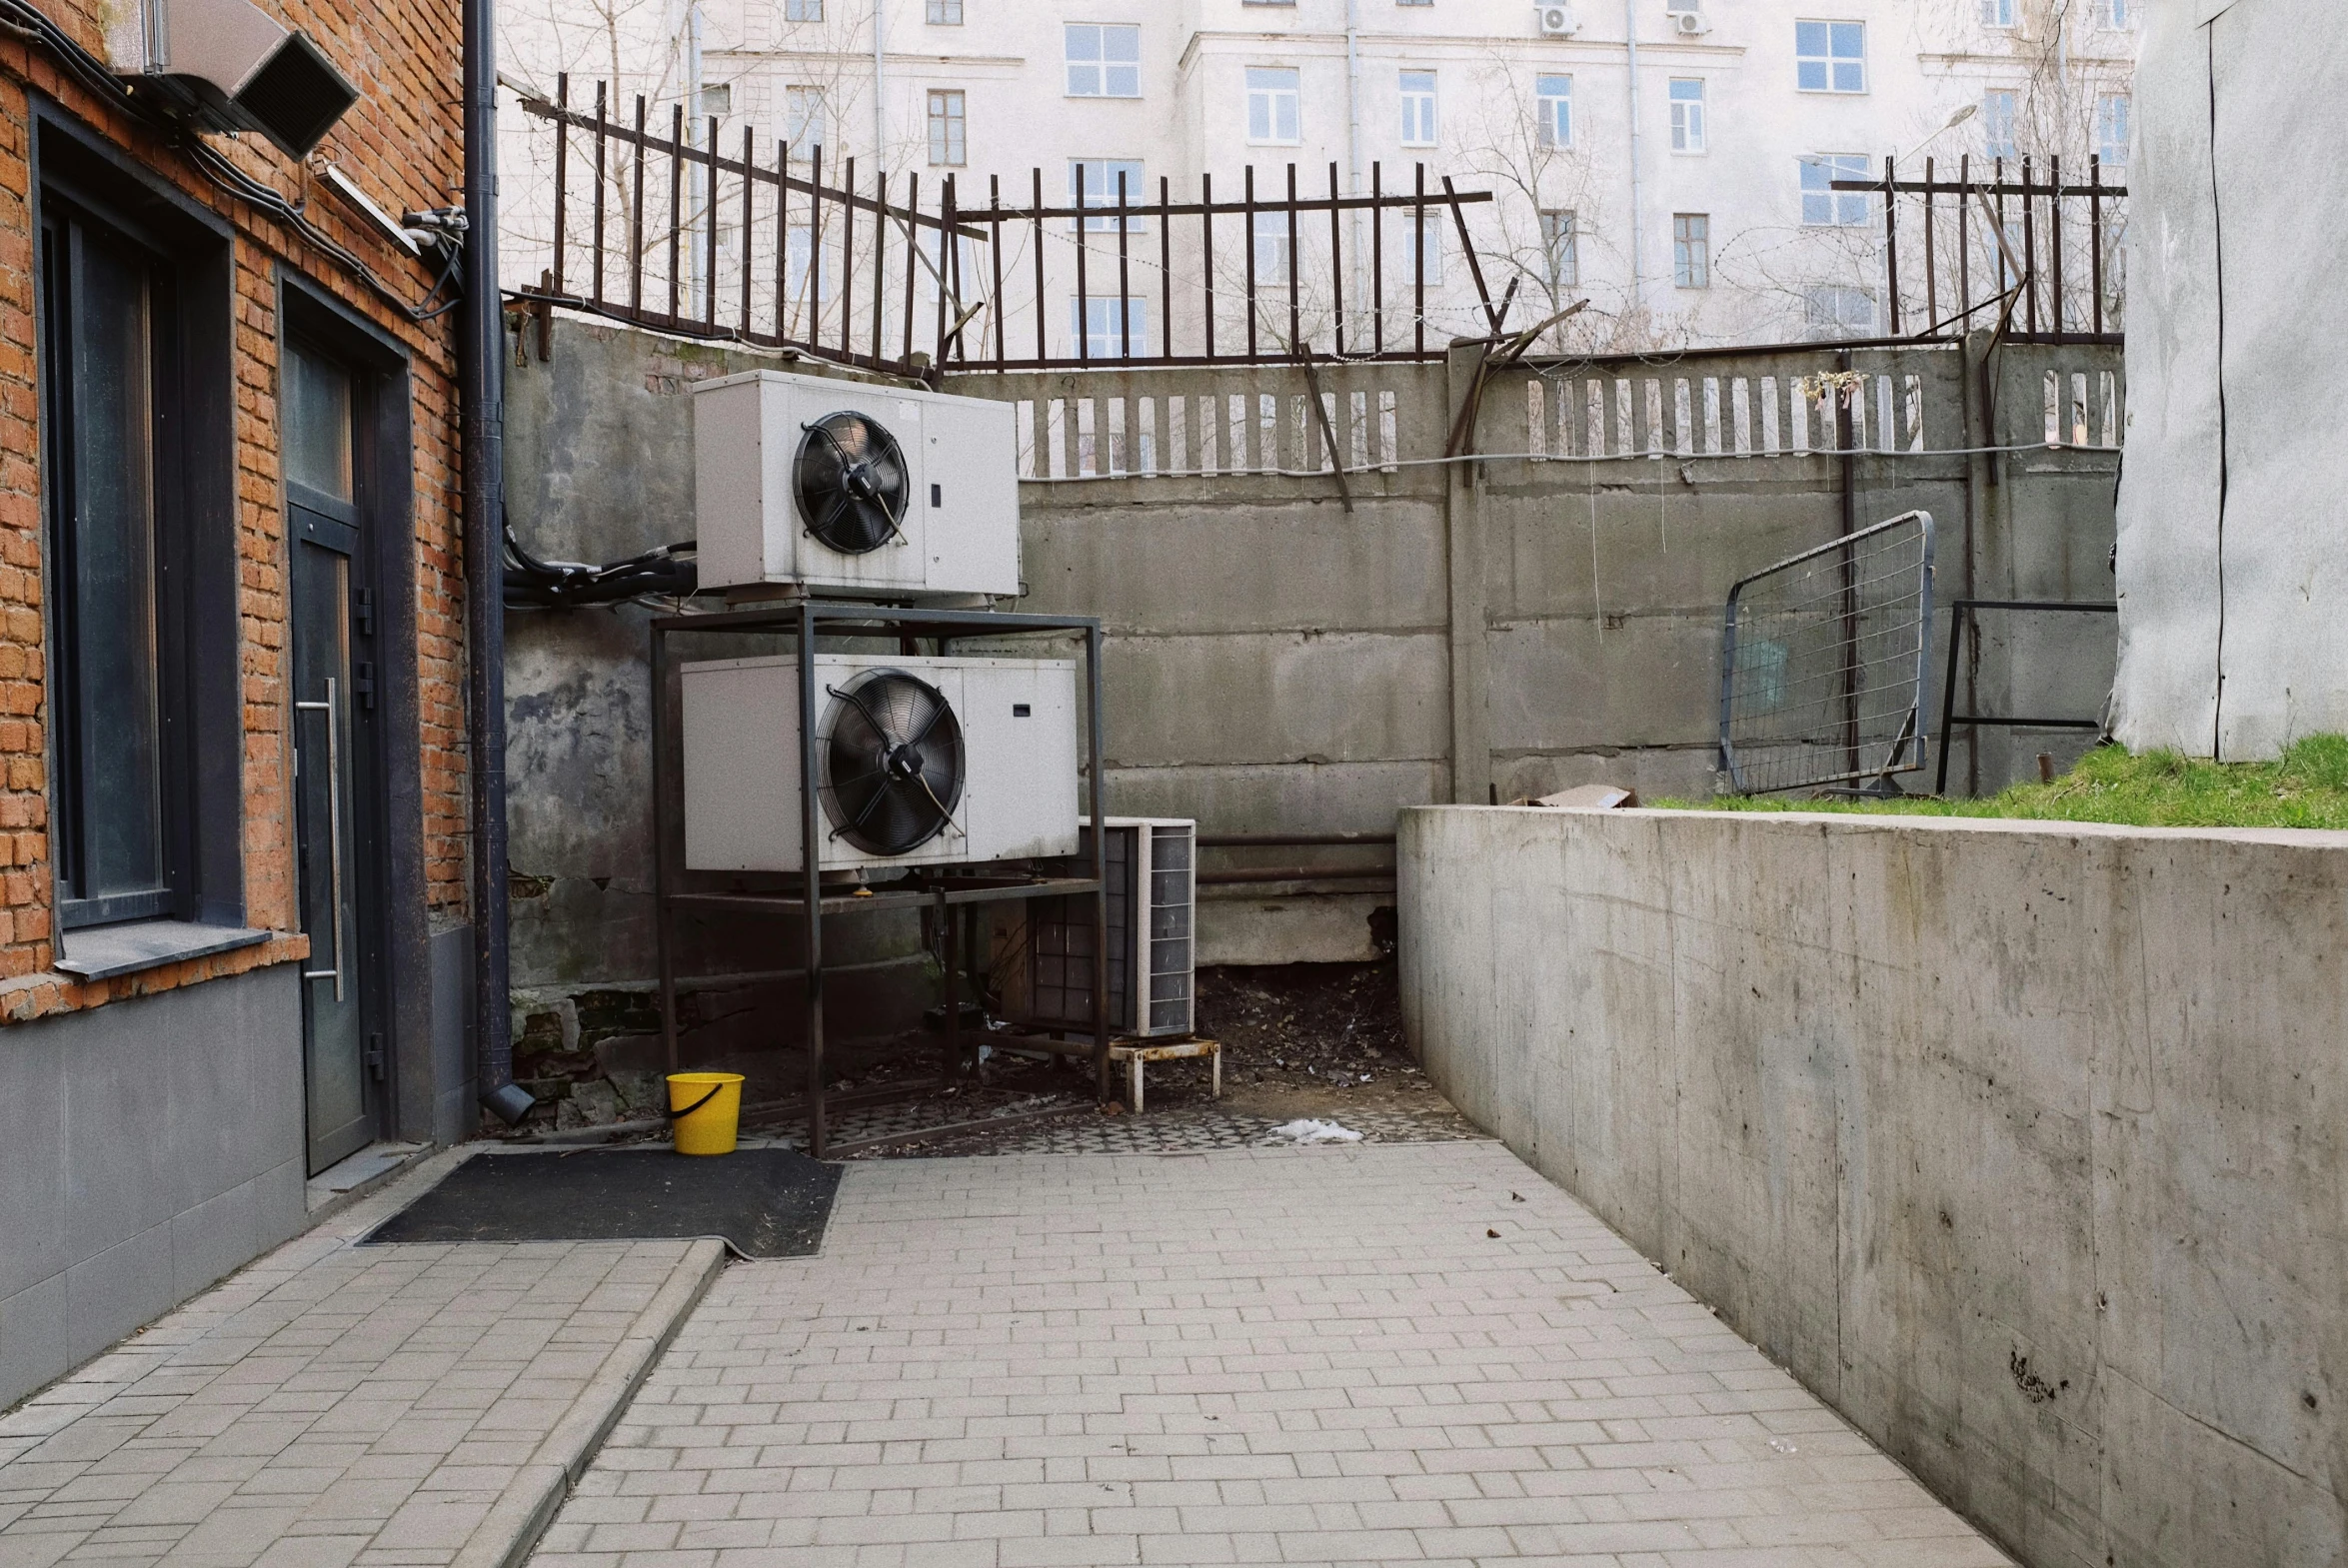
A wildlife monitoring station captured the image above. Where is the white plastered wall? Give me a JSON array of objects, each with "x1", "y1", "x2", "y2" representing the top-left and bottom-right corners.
[{"x1": 2111, "y1": 0, "x2": 2348, "y2": 758}]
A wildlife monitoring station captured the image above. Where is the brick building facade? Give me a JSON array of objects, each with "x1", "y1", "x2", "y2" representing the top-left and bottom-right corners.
[{"x1": 0, "y1": 0, "x2": 480, "y2": 1409}]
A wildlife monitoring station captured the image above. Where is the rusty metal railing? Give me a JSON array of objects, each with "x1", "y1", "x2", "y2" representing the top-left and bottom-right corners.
[
  {"x1": 1833, "y1": 157, "x2": 2129, "y2": 345},
  {"x1": 513, "y1": 77, "x2": 1499, "y2": 376}
]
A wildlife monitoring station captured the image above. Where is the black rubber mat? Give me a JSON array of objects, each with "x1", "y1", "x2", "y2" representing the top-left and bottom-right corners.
[{"x1": 362, "y1": 1148, "x2": 841, "y2": 1258}]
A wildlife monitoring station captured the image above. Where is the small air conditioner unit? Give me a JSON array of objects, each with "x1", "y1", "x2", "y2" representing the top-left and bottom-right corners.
[
  {"x1": 105, "y1": 0, "x2": 359, "y2": 157},
  {"x1": 1671, "y1": 9, "x2": 1713, "y2": 35},
  {"x1": 1006, "y1": 817, "x2": 1196, "y2": 1039},
  {"x1": 1536, "y1": 4, "x2": 1581, "y2": 37},
  {"x1": 680, "y1": 653, "x2": 1079, "y2": 871},
  {"x1": 693, "y1": 370, "x2": 1021, "y2": 601}
]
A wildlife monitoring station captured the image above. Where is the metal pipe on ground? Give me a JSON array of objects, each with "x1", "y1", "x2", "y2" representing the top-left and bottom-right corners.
[{"x1": 1195, "y1": 832, "x2": 1397, "y2": 847}]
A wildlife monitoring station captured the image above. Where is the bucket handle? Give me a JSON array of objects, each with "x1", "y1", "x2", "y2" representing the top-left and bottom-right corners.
[{"x1": 666, "y1": 1083, "x2": 728, "y2": 1121}]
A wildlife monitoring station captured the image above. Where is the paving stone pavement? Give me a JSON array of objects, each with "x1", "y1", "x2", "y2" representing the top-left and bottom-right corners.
[
  {"x1": 746, "y1": 1103, "x2": 1485, "y2": 1159},
  {"x1": 531, "y1": 1142, "x2": 2013, "y2": 1568},
  {"x1": 0, "y1": 1151, "x2": 724, "y2": 1568}
]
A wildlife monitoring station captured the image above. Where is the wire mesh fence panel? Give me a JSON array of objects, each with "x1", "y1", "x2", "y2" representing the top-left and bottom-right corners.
[{"x1": 1717, "y1": 510, "x2": 1935, "y2": 795}]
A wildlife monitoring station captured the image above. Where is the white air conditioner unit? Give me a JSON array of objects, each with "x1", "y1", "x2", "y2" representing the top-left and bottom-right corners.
[
  {"x1": 1536, "y1": 4, "x2": 1581, "y2": 36},
  {"x1": 1670, "y1": 9, "x2": 1713, "y2": 35},
  {"x1": 692, "y1": 370, "x2": 1021, "y2": 601},
  {"x1": 105, "y1": 0, "x2": 359, "y2": 157},
  {"x1": 680, "y1": 653, "x2": 1078, "y2": 872},
  {"x1": 1011, "y1": 817, "x2": 1196, "y2": 1039}
]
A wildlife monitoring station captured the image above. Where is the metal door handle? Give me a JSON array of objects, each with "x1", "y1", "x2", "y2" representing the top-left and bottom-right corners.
[{"x1": 294, "y1": 678, "x2": 346, "y2": 1001}]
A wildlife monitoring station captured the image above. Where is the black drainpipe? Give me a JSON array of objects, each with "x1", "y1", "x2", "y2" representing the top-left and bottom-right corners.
[{"x1": 465, "y1": 0, "x2": 531, "y2": 1125}]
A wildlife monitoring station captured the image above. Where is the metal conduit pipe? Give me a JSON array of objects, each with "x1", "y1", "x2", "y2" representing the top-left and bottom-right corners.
[{"x1": 466, "y1": 0, "x2": 531, "y2": 1125}]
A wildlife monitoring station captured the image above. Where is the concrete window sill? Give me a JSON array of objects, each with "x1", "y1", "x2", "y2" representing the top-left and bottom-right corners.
[{"x1": 54, "y1": 919, "x2": 272, "y2": 981}]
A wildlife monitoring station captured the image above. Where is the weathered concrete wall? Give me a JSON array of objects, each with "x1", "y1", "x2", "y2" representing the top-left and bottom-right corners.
[
  {"x1": 501, "y1": 317, "x2": 2120, "y2": 1047},
  {"x1": 502, "y1": 326, "x2": 929, "y2": 1107},
  {"x1": 2111, "y1": 0, "x2": 2348, "y2": 758},
  {"x1": 1398, "y1": 804, "x2": 2347, "y2": 1568},
  {"x1": 0, "y1": 964, "x2": 308, "y2": 1410},
  {"x1": 992, "y1": 337, "x2": 2122, "y2": 821}
]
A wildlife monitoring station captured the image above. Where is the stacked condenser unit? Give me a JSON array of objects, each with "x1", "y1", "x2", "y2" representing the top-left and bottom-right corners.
[
  {"x1": 679, "y1": 371, "x2": 1074, "y2": 875},
  {"x1": 659, "y1": 369, "x2": 1198, "y2": 1146}
]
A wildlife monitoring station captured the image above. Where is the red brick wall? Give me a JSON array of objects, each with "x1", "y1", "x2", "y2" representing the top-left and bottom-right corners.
[{"x1": 0, "y1": 0, "x2": 468, "y2": 1021}]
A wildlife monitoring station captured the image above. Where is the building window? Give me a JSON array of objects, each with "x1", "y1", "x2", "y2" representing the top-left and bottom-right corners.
[
  {"x1": 1070, "y1": 159, "x2": 1148, "y2": 231},
  {"x1": 927, "y1": 90, "x2": 966, "y2": 165},
  {"x1": 2102, "y1": 0, "x2": 2130, "y2": 25},
  {"x1": 1982, "y1": 89, "x2": 2018, "y2": 161},
  {"x1": 1980, "y1": 0, "x2": 2015, "y2": 24},
  {"x1": 784, "y1": 0, "x2": 822, "y2": 20},
  {"x1": 1672, "y1": 213, "x2": 1708, "y2": 288},
  {"x1": 1668, "y1": 79, "x2": 1706, "y2": 153},
  {"x1": 1540, "y1": 210, "x2": 1578, "y2": 290},
  {"x1": 1795, "y1": 21, "x2": 1865, "y2": 93},
  {"x1": 697, "y1": 84, "x2": 732, "y2": 118},
  {"x1": 1246, "y1": 67, "x2": 1300, "y2": 143},
  {"x1": 1800, "y1": 154, "x2": 1871, "y2": 226},
  {"x1": 1072, "y1": 296, "x2": 1149, "y2": 358},
  {"x1": 1066, "y1": 24, "x2": 1141, "y2": 98},
  {"x1": 1535, "y1": 74, "x2": 1571, "y2": 148},
  {"x1": 786, "y1": 225, "x2": 832, "y2": 302},
  {"x1": 1803, "y1": 285, "x2": 1877, "y2": 339},
  {"x1": 2097, "y1": 93, "x2": 2130, "y2": 167},
  {"x1": 42, "y1": 201, "x2": 172, "y2": 925},
  {"x1": 785, "y1": 85, "x2": 826, "y2": 150},
  {"x1": 1410, "y1": 210, "x2": 1444, "y2": 283},
  {"x1": 927, "y1": 0, "x2": 963, "y2": 21},
  {"x1": 1251, "y1": 210, "x2": 1291, "y2": 281},
  {"x1": 1397, "y1": 0, "x2": 1432, "y2": 6},
  {"x1": 1399, "y1": 70, "x2": 1437, "y2": 146}
]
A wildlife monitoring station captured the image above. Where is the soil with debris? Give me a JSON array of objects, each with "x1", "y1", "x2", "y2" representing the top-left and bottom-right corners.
[{"x1": 491, "y1": 961, "x2": 1471, "y2": 1153}]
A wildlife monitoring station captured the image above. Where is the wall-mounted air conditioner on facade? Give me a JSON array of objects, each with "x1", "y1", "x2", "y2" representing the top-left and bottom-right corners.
[
  {"x1": 1010, "y1": 817, "x2": 1196, "y2": 1040},
  {"x1": 1536, "y1": 4, "x2": 1581, "y2": 36},
  {"x1": 692, "y1": 370, "x2": 1022, "y2": 601},
  {"x1": 1670, "y1": 10, "x2": 1713, "y2": 35},
  {"x1": 680, "y1": 653, "x2": 1078, "y2": 872},
  {"x1": 106, "y1": 0, "x2": 359, "y2": 157}
]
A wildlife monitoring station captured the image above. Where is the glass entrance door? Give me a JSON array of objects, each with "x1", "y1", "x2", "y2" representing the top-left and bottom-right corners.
[{"x1": 286, "y1": 339, "x2": 380, "y2": 1174}]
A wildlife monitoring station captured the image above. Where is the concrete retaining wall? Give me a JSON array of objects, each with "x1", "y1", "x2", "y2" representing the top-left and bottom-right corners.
[
  {"x1": 0, "y1": 963, "x2": 308, "y2": 1410},
  {"x1": 1398, "y1": 804, "x2": 2346, "y2": 1568}
]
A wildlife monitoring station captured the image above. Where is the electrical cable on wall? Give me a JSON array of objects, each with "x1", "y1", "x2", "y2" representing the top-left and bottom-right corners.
[{"x1": 0, "y1": 0, "x2": 461, "y2": 322}]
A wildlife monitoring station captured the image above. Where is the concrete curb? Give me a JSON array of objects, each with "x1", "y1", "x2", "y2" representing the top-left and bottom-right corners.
[{"x1": 449, "y1": 1236, "x2": 729, "y2": 1568}]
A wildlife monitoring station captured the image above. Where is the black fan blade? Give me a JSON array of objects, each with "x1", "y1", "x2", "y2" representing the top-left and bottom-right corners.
[
  {"x1": 797, "y1": 413, "x2": 910, "y2": 557},
  {"x1": 820, "y1": 670, "x2": 964, "y2": 855}
]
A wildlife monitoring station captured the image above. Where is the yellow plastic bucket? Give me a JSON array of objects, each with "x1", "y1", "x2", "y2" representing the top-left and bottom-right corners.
[{"x1": 667, "y1": 1072, "x2": 745, "y2": 1155}]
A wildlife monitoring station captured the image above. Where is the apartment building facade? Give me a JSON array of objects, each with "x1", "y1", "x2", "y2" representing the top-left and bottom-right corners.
[
  {"x1": 0, "y1": 0, "x2": 481, "y2": 1409},
  {"x1": 501, "y1": 0, "x2": 2137, "y2": 351}
]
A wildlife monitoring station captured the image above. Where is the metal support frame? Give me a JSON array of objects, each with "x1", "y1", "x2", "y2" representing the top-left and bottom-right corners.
[
  {"x1": 1933, "y1": 599, "x2": 2118, "y2": 795},
  {"x1": 649, "y1": 601, "x2": 1111, "y2": 1159}
]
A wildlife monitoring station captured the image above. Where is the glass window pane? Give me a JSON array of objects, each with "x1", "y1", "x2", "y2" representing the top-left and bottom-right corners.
[
  {"x1": 1066, "y1": 25, "x2": 1100, "y2": 61},
  {"x1": 285, "y1": 339, "x2": 354, "y2": 503},
  {"x1": 1105, "y1": 25, "x2": 1139, "y2": 62},
  {"x1": 1798, "y1": 60, "x2": 1826, "y2": 91},
  {"x1": 1795, "y1": 21, "x2": 1826, "y2": 55},
  {"x1": 68, "y1": 225, "x2": 164, "y2": 900}
]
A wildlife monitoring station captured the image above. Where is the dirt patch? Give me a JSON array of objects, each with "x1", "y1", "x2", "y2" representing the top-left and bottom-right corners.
[{"x1": 509, "y1": 961, "x2": 1469, "y2": 1148}]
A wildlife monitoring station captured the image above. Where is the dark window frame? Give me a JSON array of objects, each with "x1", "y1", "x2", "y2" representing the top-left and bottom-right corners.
[{"x1": 32, "y1": 100, "x2": 242, "y2": 936}]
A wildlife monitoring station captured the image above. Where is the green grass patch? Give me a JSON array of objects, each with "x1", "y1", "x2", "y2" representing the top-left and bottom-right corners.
[{"x1": 1665, "y1": 736, "x2": 2348, "y2": 830}]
